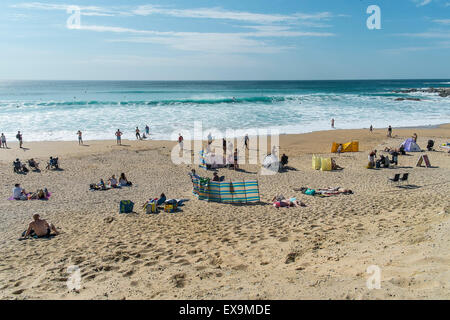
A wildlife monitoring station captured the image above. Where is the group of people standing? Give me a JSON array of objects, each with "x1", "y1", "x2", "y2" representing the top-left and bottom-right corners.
[
  {"x1": 76, "y1": 125, "x2": 151, "y2": 146},
  {"x1": 0, "y1": 131, "x2": 22, "y2": 149}
]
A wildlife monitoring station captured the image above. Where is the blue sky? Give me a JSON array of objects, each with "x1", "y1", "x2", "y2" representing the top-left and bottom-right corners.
[{"x1": 1, "y1": 0, "x2": 449, "y2": 80}]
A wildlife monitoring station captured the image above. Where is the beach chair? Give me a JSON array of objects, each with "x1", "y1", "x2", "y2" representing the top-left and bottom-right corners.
[
  {"x1": 400, "y1": 173, "x2": 409, "y2": 185},
  {"x1": 388, "y1": 173, "x2": 400, "y2": 185}
]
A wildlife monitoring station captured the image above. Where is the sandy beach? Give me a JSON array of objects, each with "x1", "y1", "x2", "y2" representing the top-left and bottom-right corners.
[{"x1": 0, "y1": 124, "x2": 449, "y2": 300}]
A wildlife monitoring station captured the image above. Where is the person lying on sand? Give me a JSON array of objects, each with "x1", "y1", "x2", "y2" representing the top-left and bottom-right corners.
[
  {"x1": 272, "y1": 196, "x2": 306, "y2": 208},
  {"x1": 28, "y1": 188, "x2": 49, "y2": 200},
  {"x1": 21, "y1": 214, "x2": 59, "y2": 239}
]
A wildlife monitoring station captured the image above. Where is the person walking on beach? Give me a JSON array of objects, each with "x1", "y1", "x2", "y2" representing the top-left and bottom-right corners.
[
  {"x1": 77, "y1": 130, "x2": 83, "y2": 145},
  {"x1": 207, "y1": 132, "x2": 212, "y2": 145},
  {"x1": 387, "y1": 125, "x2": 392, "y2": 138},
  {"x1": 223, "y1": 138, "x2": 226, "y2": 155},
  {"x1": 1, "y1": 133, "x2": 6, "y2": 148},
  {"x1": 331, "y1": 118, "x2": 335, "y2": 129},
  {"x1": 244, "y1": 134, "x2": 249, "y2": 150},
  {"x1": 115, "y1": 129, "x2": 122, "y2": 145},
  {"x1": 135, "y1": 127, "x2": 141, "y2": 140},
  {"x1": 16, "y1": 131, "x2": 23, "y2": 148},
  {"x1": 145, "y1": 124, "x2": 150, "y2": 136},
  {"x1": 369, "y1": 125, "x2": 373, "y2": 132},
  {"x1": 178, "y1": 133, "x2": 184, "y2": 150}
]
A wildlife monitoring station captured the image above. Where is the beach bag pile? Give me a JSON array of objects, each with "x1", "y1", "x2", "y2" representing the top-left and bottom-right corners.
[{"x1": 144, "y1": 199, "x2": 158, "y2": 214}]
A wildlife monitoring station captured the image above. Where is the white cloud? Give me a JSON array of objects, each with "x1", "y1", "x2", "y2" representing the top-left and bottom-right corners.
[
  {"x1": 131, "y1": 5, "x2": 336, "y2": 24},
  {"x1": 433, "y1": 19, "x2": 450, "y2": 25},
  {"x1": 11, "y1": 2, "x2": 116, "y2": 16},
  {"x1": 415, "y1": 0, "x2": 432, "y2": 7},
  {"x1": 397, "y1": 32, "x2": 450, "y2": 38},
  {"x1": 87, "y1": 24, "x2": 333, "y2": 54}
]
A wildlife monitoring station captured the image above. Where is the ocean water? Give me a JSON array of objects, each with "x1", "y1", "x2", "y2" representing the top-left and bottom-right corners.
[{"x1": 0, "y1": 80, "x2": 449, "y2": 141}]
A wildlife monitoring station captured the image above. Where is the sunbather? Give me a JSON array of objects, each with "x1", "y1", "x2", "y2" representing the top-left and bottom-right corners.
[
  {"x1": 12, "y1": 184, "x2": 27, "y2": 200},
  {"x1": 119, "y1": 173, "x2": 132, "y2": 186},
  {"x1": 28, "y1": 158, "x2": 40, "y2": 171},
  {"x1": 272, "y1": 196, "x2": 305, "y2": 208},
  {"x1": 28, "y1": 188, "x2": 49, "y2": 200},
  {"x1": 21, "y1": 214, "x2": 59, "y2": 239},
  {"x1": 13, "y1": 159, "x2": 23, "y2": 173},
  {"x1": 46, "y1": 156, "x2": 59, "y2": 170},
  {"x1": 108, "y1": 175, "x2": 119, "y2": 188},
  {"x1": 331, "y1": 159, "x2": 343, "y2": 170}
]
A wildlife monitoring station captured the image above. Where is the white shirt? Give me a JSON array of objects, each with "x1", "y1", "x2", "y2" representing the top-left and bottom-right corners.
[{"x1": 13, "y1": 187, "x2": 23, "y2": 199}]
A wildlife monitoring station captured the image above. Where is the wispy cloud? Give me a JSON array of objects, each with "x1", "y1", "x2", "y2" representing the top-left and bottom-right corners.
[
  {"x1": 397, "y1": 32, "x2": 450, "y2": 38},
  {"x1": 433, "y1": 19, "x2": 450, "y2": 25},
  {"x1": 10, "y1": 2, "x2": 117, "y2": 16},
  {"x1": 11, "y1": 2, "x2": 337, "y2": 54},
  {"x1": 86, "y1": 24, "x2": 334, "y2": 54},
  {"x1": 414, "y1": 0, "x2": 433, "y2": 7},
  {"x1": 131, "y1": 5, "x2": 336, "y2": 25}
]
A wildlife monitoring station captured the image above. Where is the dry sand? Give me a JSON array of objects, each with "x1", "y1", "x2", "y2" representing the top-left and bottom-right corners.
[{"x1": 0, "y1": 125, "x2": 449, "y2": 300}]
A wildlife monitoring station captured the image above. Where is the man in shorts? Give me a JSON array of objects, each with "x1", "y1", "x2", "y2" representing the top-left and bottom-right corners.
[
  {"x1": 21, "y1": 214, "x2": 59, "y2": 239},
  {"x1": 115, "y1": 129, "x2": 122, "y2": 145}
]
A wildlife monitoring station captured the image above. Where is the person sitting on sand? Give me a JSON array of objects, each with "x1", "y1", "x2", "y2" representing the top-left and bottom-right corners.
[
  {"x1": 108, "y1": 175, "x2": 119, "y2": 188},
  {"x1": 212, "y1": 172, "x2": 225, "y2": 182},
  {"x1": 28, "y1": 158, "x2": 40, "y2": 171},
  {"x1": 188, "y1": 169, "x2": 200, "y2": 181},
  {"x1": 13, "y1": 159, "x2": 23, "y2": 173},
  {"x1": 47, "y1": 156, "x2": 59, "y2": 170},
  {"x1": 99, "y1": 179, "x2": 107, "y2": 190},
  {"x1": 13, "y1": 184, "x2": 27, "y2": 200},
  {"x1": 281, "y1": 154, "x2": 289, "y2": 168},
  {"x1": 331, "y1": 159, "x2": 343, "y2": 170},
  {"x1": 119, "y1": 173, "x2": 132, "y2": 186},
  {"x1": 21, "y1": 214, "x2": 59, "y2": 239}
]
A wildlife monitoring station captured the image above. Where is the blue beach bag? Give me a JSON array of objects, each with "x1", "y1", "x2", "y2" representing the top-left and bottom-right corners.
[{"x1": 119, "y1": 200, "x2": 134, "y2": 214}]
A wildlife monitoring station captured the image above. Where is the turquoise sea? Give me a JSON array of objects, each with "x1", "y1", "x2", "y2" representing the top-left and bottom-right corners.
[{"x1": 0, "y1": 80, "x2": 449, "y2": 141}]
